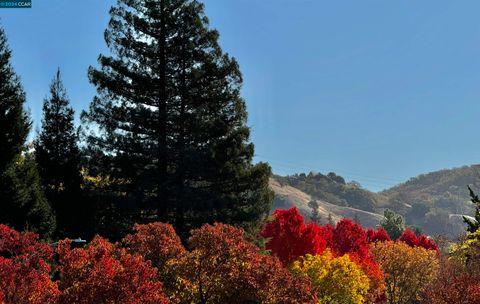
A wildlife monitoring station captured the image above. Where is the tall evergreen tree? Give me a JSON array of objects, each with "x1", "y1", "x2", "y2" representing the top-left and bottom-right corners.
[
  {"x1": 35, "y1": 69, "x2": 83, "y2": 238},
  {"x1": 0, "y1": 27, "x2": 55, "y2": 237},
  {"x1": 82, "y1": 0, "x2": 273, "y2": 238},
  {"x1": 0, "y1": 29, "x2": 29, "y2": 173}
]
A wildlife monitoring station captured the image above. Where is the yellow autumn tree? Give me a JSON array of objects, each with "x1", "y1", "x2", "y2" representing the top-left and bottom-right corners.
[
  {"x1": 370, "y1": 241, "x2": 439, "y2": 304},
  {"x1": 290, "y1": 250, "x2": 370, "y2": 304}
]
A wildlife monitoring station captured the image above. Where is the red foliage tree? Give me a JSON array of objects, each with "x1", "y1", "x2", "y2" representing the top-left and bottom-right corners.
[
  {"x1": 319, "y1": 219, "x2": 387, "y2": 302},
  {"x1": 417, "y1": 235, "x2": 439, "y2": 252},
  {"x1": 169, "y1": 223, "x2": 316, "y2": 304},
  {"x1": 332, "y1": 219, "x2": 369, "y2": 259},
  {"x1": 319, "y1": 224, "x2": 334, "y2": 246},
  {"x1": 304, "y1": 222, "x2": 329, "y2": 254},
  {"x1": 366, "y1": 227, "x2": 391, "y2": 243},
  {"x1": 56, "y1": 236, "x2": 169, "y2": 304},
  {"x1": 329, "y1": 220, "x2": 385, "y2": 303},
  {"x1": 398, "y1": 228, "x2": 418, "y2": 247},
  {"x1": 0, "y1": 224, "x2": 59, "y2": 304},
  {"x1": 398, "y1": 228, "x2": 439, "y2": 252},
  {"x1": 261, "y1": 208, "x2": 327, "y2": 265}
]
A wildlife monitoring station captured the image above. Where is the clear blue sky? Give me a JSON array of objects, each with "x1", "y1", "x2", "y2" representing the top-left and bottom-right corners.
[{"x1": 2, "y1": 0, "x2": 480, "y2": 191}]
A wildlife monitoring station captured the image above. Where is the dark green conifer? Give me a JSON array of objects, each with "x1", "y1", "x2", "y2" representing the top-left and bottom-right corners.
[
  {"x1": 35, "y1": 69, "x2": 83, "y2": 238},
  {"x1": 464, "y1": 186, "x2": 480, "y2": 234},
  {"x1": 0, "y1": 153, "x2": 56, "y2": 237},
  {"x1": 82, "y1": 0, "x2": 273, "y2": 238},
  {"x1": 308, "y1": 200, "x2": 321, "y2": 224},
  {"x1": 381, "y1": 209, "x2": 405, "y2": 240},
  {"x1": 0, "y1": 27, "x2": 55, "y2": 237}
]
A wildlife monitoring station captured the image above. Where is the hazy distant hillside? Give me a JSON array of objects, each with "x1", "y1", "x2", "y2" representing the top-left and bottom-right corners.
[
  {"x1": 271, "y1": 166, "x2": 480, "y2": 238},
  {"x1": 380, "y1": 165, "x2": 480, "y2": 237}
]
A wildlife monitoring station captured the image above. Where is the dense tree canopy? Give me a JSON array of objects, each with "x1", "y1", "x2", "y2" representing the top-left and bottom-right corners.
[
  {"x1": 0, "y1": 209, "x2": 451, "y2": 304},
  {"x1": 424, "y1": 228, "x2": 480, "y2": 303}
]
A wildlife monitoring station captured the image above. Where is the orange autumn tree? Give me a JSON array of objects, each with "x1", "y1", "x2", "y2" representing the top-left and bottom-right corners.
[
  {"x1": 122, "y1": 222, "x2": 186, "y2": 288},
  {"x1": 370, "y1": 241, "x2": 439, "y2": 304},
  {"x1": 0, "y1": 224, "x2": 59, "y2": 304},
  {"x1": 167, "y1": 223, "x2": 316, "y2": 304},
  {"x1": 56, "y1": 236, "x2": 169, "y2": 304},
  {"x1": 123, "y1": 222, "x2": 185, "y2": 269}
]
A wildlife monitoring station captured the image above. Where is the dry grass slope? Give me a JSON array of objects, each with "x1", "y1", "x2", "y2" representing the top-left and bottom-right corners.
[{"x1": 269, "y1": 178, "x2": 384, "y2": 228}]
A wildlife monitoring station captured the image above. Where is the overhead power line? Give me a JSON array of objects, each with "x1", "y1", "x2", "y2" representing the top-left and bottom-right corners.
[{"x1": 255, "y1": 155, "x2": 405, "y2": 188}]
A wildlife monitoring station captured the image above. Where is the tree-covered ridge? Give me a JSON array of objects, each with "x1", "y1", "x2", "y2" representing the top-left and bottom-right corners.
[
  {"x1": 381, "y1": 164, "x2": 480, "y2": 214},
  {"x1": 274, "y1": 172, "x2": 379, "y2": 212}
]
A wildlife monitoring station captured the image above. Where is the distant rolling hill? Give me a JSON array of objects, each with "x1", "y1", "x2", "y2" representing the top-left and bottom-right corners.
[
  {"x1": 269, "y1": 178, "x2": 384, "y2": 228},
  {"x1": 270, "y1": 165, "x2": 480, "y2": 238},
  {"x1": 379, "y1": 165, "x2": 480, "y2": 237}
]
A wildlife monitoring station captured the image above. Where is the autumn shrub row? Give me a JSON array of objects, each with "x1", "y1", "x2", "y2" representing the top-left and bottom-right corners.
[
  {"x1": 1, "y1": 208, "x2": 479, "y2": 304},
  {"x1": 0, "y1": 221, "x2": 314, "y2": 304}
]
